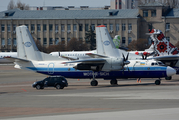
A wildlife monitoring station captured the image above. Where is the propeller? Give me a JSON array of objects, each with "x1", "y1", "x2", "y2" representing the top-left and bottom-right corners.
[{"x1": 122, "y1": 53, "x2": 130, "y2": 65}]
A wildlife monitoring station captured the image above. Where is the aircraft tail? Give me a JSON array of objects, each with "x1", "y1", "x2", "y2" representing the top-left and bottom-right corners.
[
  {"x1": 96, "y1": 25, "x2": 120, "y2": 57},
  {"x1": 149, "y1": 29, "x2": 179, "y2": 56},
  {"x1": 16, "y1": 25, "x2": 60, "y2": 61}
]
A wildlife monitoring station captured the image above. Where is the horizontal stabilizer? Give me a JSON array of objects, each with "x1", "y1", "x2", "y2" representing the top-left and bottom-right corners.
[{"x1": 4, "y1": 56, "x2": 30, "y2": 62}]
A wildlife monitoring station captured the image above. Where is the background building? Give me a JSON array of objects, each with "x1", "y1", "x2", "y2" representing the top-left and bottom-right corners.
[
  {"x1": 110, "y1": 0, "x2": 139, "y2": 9},
  {"x1": 0, "y1": 8, "x2": 139, "y2": 52}
]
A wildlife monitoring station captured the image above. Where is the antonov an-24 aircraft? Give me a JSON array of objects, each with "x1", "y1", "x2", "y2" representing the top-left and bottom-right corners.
[{"x1": 5, "y1": 25, "x2": 176, "y2": 86}]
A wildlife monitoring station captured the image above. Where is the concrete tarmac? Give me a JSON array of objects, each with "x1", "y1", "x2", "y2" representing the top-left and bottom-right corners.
[{"x1": 0, "y1": 65, "x2": 179, "y2": 120}]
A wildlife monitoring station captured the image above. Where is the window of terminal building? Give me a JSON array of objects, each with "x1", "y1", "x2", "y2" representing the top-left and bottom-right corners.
[
  {"x1": 116, "y1": 24, "x2": 119, "y2": 31},
  {"x1": 91, "y1": 24, "x2": 95, "y2": 31},
  {"x1": 7, "y1": 24, "x2": 11, "y2": 32},
  {"x1": 67, "y1": 24, "x2": 71, "y2": 32},
  {"x1": 1, "y1": 24, "x2": 5, "y2": 32},
  {"x1": 143, "y1": 10, "x2": 148, "y2": 17},
  {"x1": 43, "y1": 38, "x2": 47, "y2": 45},
  {"x1": 49, "y1": 24, "x2": 53, "y2": 31},
  {"x1": 85, "y1": 24, "x2": 89, "y2": 31},
  {"x1": 25, "y1": 24, "x2": 29, "y2": 29},
  {"x1": 1, "y1": 38, "x2": 5, "y2": 46},
  {"x1": 13, "y1": 38, "x2": 16, "y2": 46},
  {"x1": 8, "y1": 38, "x2": 11, "y2": 45},
  {"x1": 110, "y1": 24, "x2": 113, "y2": 31},
  {"x1": 166, "y1": 23, "x2": 170, "y2": 30},
  {"x1": 55, "y1": 24, "x2": 58, "y2": 32},
  {"x1": 128, "y1": 37, "x2": 132, "y2": 45},
  {"x1": 166, "y1": 37, "x2": 170, "y2": 41},
  {"x1": 122, "y1": 37, "x2": 125, "y2": 44},
  {"x1": 43, "y1": 24, "x2": 47, "y2": 32},
  {"x1": 37, "y1": 24, "x2": 41, "y2": 32},
  {"x1": 73, "y1": 24, "x2": 77, "y2": 31},
  {"x1": 13, "y1": 24, "x2": 16, "y2": 32},
  {"x1": 104, "y1": 24, "x2": 107, "y2": 27},
  {"x1": 31, "y1": 24, "x2": 35, "y2": 31},
  {"x1": 97, "y1": 24, "x2": 101, "y2": 26},
  {"x1": 79, "y1": 24, "x2": 83, "y2": 31},
  {"x1": 122, "y1": 23, "x2": 126, "y2": 31},
  {"x1": 49, "y1": 38, "x2": 53, "y2": 45},
  {"x1": 61, "y1": 24, "x2": 65, "y2": 32},
  {"x1": 55, "y1": 38, "x2": 59, "y2": 45},
  {"x1": 37, "y1": 38, "x2": 41, "y2": 43},
  {"x1": 128, "y1": 23, "x2": 132, "y2": 30},
  {"x1": 67, "y1": 38, "x2": 71, "y2": 42},
  {"x1": 151, "y1": 10, "x2": 156, "y2": 17},
  {"x1": 61, "y1": 38, "x2": 65, "y2": 42}
]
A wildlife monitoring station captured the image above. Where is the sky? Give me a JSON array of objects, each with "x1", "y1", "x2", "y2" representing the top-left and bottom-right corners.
[{"x1": 0, "y1": 0, "x2": 110, "y2": 12}]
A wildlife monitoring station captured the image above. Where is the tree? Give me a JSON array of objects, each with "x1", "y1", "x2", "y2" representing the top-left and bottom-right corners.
[
  {"x1": 128, "y1": 38, "x2": 149, "y2": 51},
  {"x1": 85, "y1": 26, "x2": 96, "y2": 50},
  {"x1": 7, "y1": 0, "x2": 29, "y2": 10},
  {"x1": 66, "y1": 37, "x2": 89, "y2": 51},
  {"x1": 7, "y1": 0, "x2": 15, "y2": 10}
]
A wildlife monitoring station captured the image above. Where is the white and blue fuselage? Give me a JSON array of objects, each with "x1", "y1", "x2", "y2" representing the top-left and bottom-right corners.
[{"x1": 15, "y1": 60, "x2": 174, "y2": 79}]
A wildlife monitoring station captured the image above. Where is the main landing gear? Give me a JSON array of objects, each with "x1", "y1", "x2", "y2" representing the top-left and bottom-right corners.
[
  {"x1": 90, "y1": 71, "x2": 98, "y2": 86},
  {"x1": 110, "y1": 79, "x2": 118, "y2": 85},
  {"x1": 155, "y1": 79, "x2": 161, "y2": 85}
]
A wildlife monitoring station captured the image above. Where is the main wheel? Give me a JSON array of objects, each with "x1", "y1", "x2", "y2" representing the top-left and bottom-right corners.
[
  {"x1": 110, "y1": 79, "x2": 118, "y2": 85},
  {"x1": 165, "y1": 76, "x2": 172, "y2": 80},
  {"x1": 91, "y1": 80, "x2": 98, "y2": 86},
  {"x1": 56, "y1": 84, "x2": 61, "y2": 89},
  {"x1": 155, "y1": 80, "x2": 161, "y2": 85},
  {"x1": 36, "y1": 85, "x2": 41, "y2": 90}
]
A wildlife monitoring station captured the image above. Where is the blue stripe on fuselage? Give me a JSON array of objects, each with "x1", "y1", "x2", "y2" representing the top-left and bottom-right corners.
[{"x1": 26, "y1": 66, "x2": 167, "y2": 79}]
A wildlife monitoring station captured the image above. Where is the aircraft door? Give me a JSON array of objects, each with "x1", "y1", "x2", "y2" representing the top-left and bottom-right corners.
[{"x1": 48, "y1": 63, "x2": 54, "y2": 74}]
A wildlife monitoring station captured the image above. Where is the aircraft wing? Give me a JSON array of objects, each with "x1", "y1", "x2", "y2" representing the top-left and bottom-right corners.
[
  {"x1": 148, "y1": 55, "x2": 179, "y2": 61},
  {"x1": 86, "y1": 53, "x2": 108, "y2": 58},
  {"x1": 60, "y1": 56, "x2": 78, "y2": 60},
  {"x1": 62, "y1": 58, "x2": 106, "y2": 64},
  {"x1": 4, "y1": 56, "x2": 30, "y2": 62}
]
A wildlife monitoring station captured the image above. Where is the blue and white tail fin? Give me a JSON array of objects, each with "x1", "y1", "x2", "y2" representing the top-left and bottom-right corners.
[
  {"x1": 96, "y1": 25, "x2": 120, "y2": 57},
  {"x1": 16, "y1": 25, "x2": 60, "y2": 61}
]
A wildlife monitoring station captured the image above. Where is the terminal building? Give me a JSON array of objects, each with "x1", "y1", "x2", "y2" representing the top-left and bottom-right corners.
[{"x1": 0, "y1": 2, "x2": 179, "y2": 52}]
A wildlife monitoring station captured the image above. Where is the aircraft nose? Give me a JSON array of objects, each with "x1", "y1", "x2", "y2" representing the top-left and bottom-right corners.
[{"x1": 166, "y1": 66, "x2": 176, "y2": 77}]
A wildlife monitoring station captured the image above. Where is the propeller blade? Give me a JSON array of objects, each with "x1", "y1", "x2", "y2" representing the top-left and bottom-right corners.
[
  {"x1": 126, "y1": 52, "x2": 129, "y2": 61},
  {"x1": 122, "y1": 53, "x2": 125, "y2": 61}
]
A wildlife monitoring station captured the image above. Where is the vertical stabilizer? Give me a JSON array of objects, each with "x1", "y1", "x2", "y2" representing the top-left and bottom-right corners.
[
  {"x1": 149, "y1": 29, "x2": 179, "y2": 55},
  {"x1": 96, "y1": 25, "x2": 120, "y2": 57},
  {"x1": 16, "y1": 25, "x2": 61, "y2": 61}
]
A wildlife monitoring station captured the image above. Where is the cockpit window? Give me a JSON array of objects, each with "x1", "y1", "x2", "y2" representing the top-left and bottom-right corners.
[
  {"x1": 155, "y1": 63, "x2": 158, "y2": 65},
  {"x1": 151, "y1": 63, "x2": 154, "y2": 66},
  {"x1": 158, "y1": 62, "x2": 165, "y2": 66}
]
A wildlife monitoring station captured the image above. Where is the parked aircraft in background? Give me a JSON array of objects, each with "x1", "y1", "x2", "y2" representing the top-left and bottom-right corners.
[
  {"x1": 0, "y1": 52, "x2": 17, "y2": 63},
  {"x1": 132, "y1": 29, "x2": 179, "y2": 80},
  {"x1": 4, "y1": 25, "x2": 176, "y2": 86}
]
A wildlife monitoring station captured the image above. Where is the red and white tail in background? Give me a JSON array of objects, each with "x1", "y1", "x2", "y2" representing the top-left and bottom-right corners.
[{"x1": 149, "y1": 29, "x2": 179, "y2": 56}]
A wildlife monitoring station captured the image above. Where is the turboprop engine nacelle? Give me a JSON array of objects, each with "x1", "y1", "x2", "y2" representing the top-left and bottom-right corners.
[{"x1": 102, "y1": 57, "x2": 127, "y2": 71}]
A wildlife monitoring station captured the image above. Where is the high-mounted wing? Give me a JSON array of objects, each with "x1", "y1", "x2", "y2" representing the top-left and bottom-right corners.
[{"x1": 61, "y1": 58, "x2": 106, "y2": 64}]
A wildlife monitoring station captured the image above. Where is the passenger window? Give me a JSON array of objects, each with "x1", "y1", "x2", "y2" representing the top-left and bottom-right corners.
[
  {"x1": 151, "y1": 63, "x2": 154, "y2": 66},
  {"x1": 155, "y1": 63, "x2": 158, "y2": 65}
]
